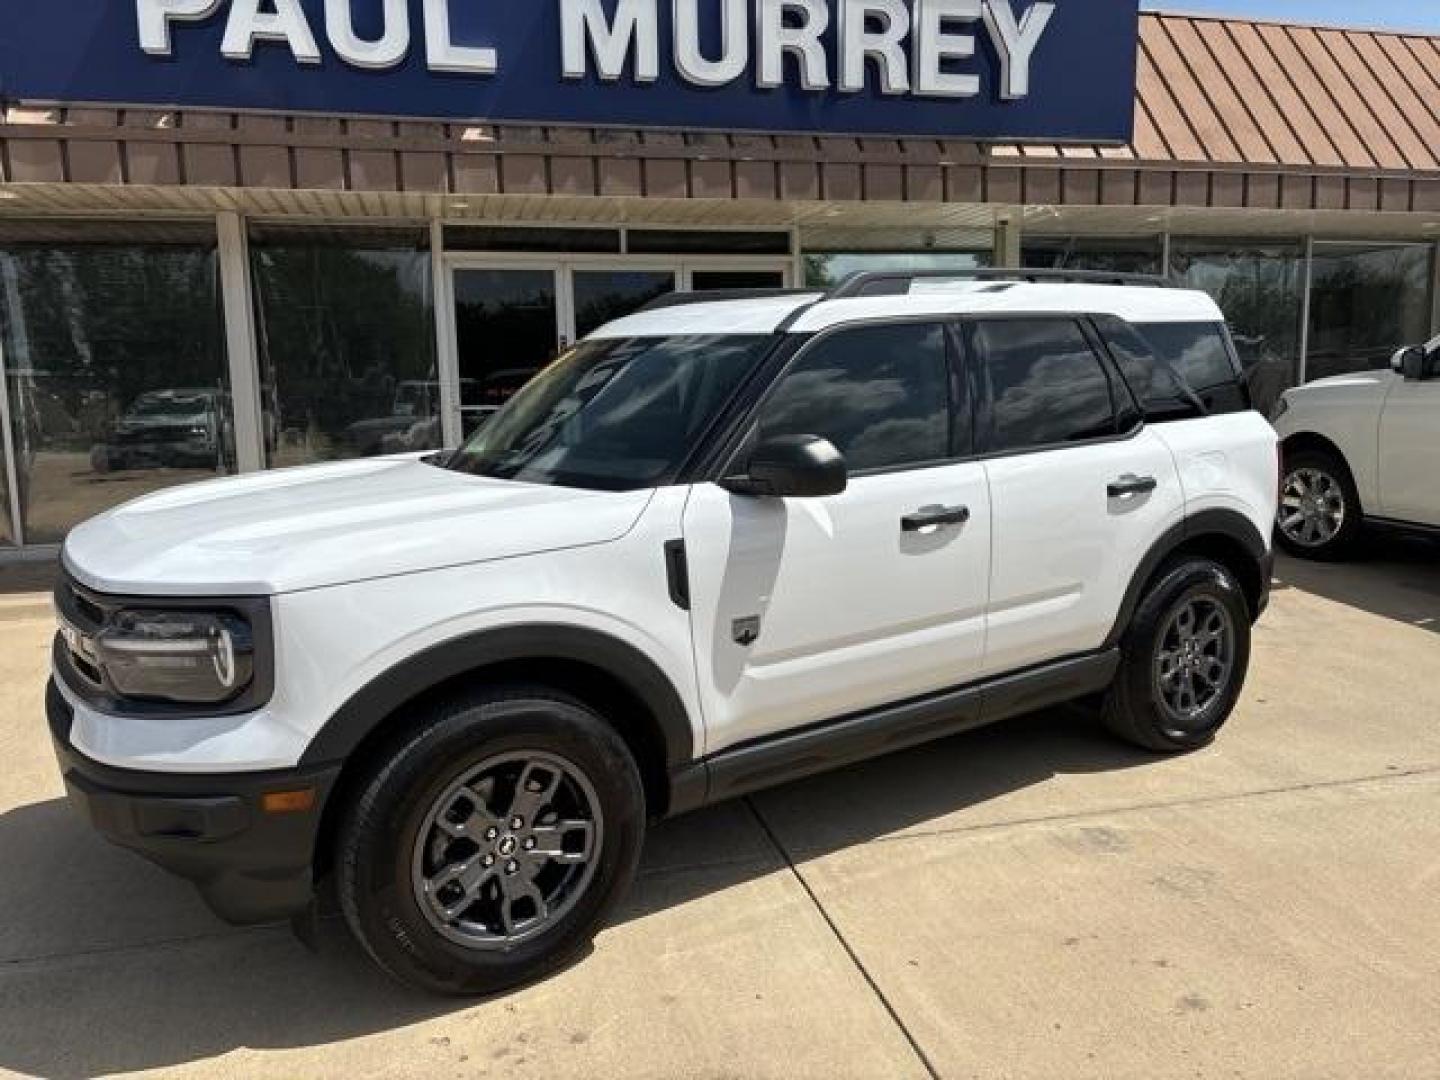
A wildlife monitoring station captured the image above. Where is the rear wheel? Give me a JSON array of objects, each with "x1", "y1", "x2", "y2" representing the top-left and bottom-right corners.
[
  {"x1": 1275, "y1": 448, "x2": 1362, "y2": 560},
  {"x1": 337, "y1": 686, "x2": 645, "y2": 995},
  {"x1": 1103, "y1": 557, "x2": 1251, "y2": 753}
]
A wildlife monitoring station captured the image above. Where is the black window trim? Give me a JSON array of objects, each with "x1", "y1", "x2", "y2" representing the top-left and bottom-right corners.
[
  {"x1": 962, "y1": 312, "x2": 1146, "y2": 464},
  {"x1": 707, "y1": 314, "x2": 976, "y2": 483}
]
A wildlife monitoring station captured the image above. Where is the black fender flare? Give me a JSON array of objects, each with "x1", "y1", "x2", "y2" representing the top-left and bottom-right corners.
[
  {"x1": 1103, "y1": 508, "x2": 1271, "y2": 649},
  {"x1": 299, "y1": 623, "x2": 695, "y2": 770}
]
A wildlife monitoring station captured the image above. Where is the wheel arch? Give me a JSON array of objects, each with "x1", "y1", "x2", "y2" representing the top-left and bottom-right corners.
[
  {"x1": 305, "y1": 624, "x2": 696, "y2": 876},
  {"x1": 1104, "y1": 509, "x2": 1271, "y2": 649},
  {"x1": 1280, "y1": 430, "x2": 1349, "y2": 473}
]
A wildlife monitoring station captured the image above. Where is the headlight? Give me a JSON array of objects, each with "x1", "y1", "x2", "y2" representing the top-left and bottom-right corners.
[
  {"x1": 93, "y1": 610, "x2": 255, "y2": 704},
  {"x1": 1269, "y1": 395, "x2": 1290, "y2": 422}
]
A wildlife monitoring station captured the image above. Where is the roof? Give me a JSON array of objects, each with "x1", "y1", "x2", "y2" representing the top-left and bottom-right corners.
[
  {"x1": 1, "y1": 12, "x2": 1436, "y2": 221},
  {"x1": 1006, "y1": 11, "x2": 1440, "y2": 172},
  {"x1": 588, "y1": 284, "x2": 1224, "y2": 339}
]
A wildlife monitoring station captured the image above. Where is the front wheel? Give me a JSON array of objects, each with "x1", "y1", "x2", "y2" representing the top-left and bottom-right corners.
[
  {"x1": 337, "y1": 686, "x2": 645, "y2": 995},
  {"x1": 1275, "y1": 449, "x2": 1362, "y2": 560},
  {"x1": 1103, "y1": 558, "x2": 1252, "y2": 753}
]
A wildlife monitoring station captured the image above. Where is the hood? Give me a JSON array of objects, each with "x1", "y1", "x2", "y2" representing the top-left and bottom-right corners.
[
  {"x1": 1290, "y1": 370, "x2": 1396, "y2": 396},
  {"x1": 63, "y1": 455, "x2": 654, "y2": 596}
]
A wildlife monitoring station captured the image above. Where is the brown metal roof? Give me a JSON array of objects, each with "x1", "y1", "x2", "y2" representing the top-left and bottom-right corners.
[
  {"x1": 1014, "y1": 12, "x2": 1440, "y2": 171},
  {"x1": 0, "y1": 12, "x2": 1436, "y2": 220}
]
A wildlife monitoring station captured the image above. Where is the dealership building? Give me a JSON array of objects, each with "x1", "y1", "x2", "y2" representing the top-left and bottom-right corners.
[{"x1": 0, "y1": 2, "x2": 1437, "y2": 557}]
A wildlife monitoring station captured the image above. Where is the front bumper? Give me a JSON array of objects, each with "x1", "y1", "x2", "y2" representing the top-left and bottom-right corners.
[{"x1": 47, "y1": 679, "x2": 340, "y2": 925}]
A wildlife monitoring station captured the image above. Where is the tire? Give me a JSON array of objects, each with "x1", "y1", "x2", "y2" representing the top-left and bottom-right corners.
[
  {"x1": 1275, "y1": 448, "x2": 1363, "y2": 561},
  {"x1": 1102, "y1": 557, "x2": 1251, "y2": 753},
  {"x1": 337, "y1": 685, "x2": 645, "y2": 996}
]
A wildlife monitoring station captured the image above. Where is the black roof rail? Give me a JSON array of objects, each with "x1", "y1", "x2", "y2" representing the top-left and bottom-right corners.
[
  {"x1": 825, "y1": 267, "x2": 1173, "y2": 298},
  {"x1": 637, "y1": 287, "x2": 821, "y2": 313}
]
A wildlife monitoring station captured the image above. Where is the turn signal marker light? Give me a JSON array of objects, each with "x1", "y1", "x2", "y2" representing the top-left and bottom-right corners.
[{"x1": 262, "y1": 789, "x2": 317, "y2": 814}]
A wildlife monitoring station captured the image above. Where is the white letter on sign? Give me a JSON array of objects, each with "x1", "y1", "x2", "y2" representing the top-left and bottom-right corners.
[
  {"x1": 756, "y1": 0, "x2": 830, "y2": 91},
  {"x1": 839, "y1": 0, "x2": 911, "y2": 95},
  {"x1": 913, "y1": 0, "x2": 980, "y2": 97},
  {"x1": 561, "y1": 0, "x2": 659, "y2": 82},
  {"x1": 983, "y1": 0, "x2": 1055, "y2": 99},
  {"x1": 328, "y1": 0, "x2": 411, "y2": 70},
  {"x1": 137, "y1": 0, "x2": 223, "y2": 56},
  {"x1": 673, "y1": 0, "x2": 749, "y2": 88},
  {"x1": 222, "y1": 0, "x2": 322, "y2": 63},
  {"x1": 424, "y1": 0, "x2": 498, "y2": 74}
]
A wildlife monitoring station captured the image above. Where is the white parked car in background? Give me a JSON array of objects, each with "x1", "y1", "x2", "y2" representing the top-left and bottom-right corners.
[{"x1": 1271, "y1": 336, "x2": 1440, "y2": 559}]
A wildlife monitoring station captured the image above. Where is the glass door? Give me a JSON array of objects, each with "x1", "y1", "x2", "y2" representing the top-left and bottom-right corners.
[
  {"x1": 446, "y1": 256, "x2": 791, "y2": 441},
  {"x1": 452, "y1": 266, "x2": 562, "y2": 438},
  {"x1": 571, "y1": 268, "x2": 677, "y2": 338}
]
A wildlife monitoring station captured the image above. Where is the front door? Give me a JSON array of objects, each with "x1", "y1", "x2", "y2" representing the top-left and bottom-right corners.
[
  {"x1": 683, "y1": 320, "x2": 991, "y2": 756},
  {"x1": 1378, "y1": 358, "x2": 1440, "y2": 526}
]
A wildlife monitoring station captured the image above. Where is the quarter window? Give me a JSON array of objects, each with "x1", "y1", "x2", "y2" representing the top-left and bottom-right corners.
[
  {"x1": 974, "y1": 320, "x2": 1119, "y2": 453},
  {"x1": 756, "y1": 322, "x2": 953, "y2": 472},
  {"x1": 1133, "y1": 322, "x2": 1249, "y2": 415}
]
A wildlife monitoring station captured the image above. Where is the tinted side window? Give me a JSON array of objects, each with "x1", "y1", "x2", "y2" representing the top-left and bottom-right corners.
[
  {"x1": 757, "y1": 322, "x2": 952, "y2": 472},
  {"x1": 1132, "y1": 322, "x2": 1250, "y2": 414},
  {"x1": 1095, "y1": 315, "x2": 1205, "y2": 423},
  {"x1": 974, "y1": 320, "x2": 1118, "y2": 453}
]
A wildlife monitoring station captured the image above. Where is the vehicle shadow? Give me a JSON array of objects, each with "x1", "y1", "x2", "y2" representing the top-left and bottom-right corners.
[
  {"x1": 0, "y1": 706, "x2": 1154, "y2": 1078},
  {"x1": 1273, "y1": 533, "x2": 1440, "y2": 634}
]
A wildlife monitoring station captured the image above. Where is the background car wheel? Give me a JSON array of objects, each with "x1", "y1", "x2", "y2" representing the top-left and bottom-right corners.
[
  {"x1": 1275, "y1": 448, "x2": 1363, "y2": 561},
  {"x1": 1102, "y1": 557, "x2": 1251, "y2": 753},
  {"x1": 337, "y1": 685, "x2": 645, "y2": 996}
]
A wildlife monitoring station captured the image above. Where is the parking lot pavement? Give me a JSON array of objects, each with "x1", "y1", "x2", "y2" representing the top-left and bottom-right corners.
[{"x1": 1, "y1": 540, "x2": 1437, "y2": 1079}]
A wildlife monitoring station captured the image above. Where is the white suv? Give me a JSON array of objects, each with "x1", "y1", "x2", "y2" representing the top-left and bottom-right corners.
[
  {"x1": 1271, "y1": 336, "x2": 1440, "y2": 559},
  {"x1": 48, "y1": 271, "x2": 1278, "y2": 994}
]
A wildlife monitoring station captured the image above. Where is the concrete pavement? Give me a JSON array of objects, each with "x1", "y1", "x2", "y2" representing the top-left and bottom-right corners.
[{"x1": 0, "y1": 538, "x2": 1437, "y2": 1079}]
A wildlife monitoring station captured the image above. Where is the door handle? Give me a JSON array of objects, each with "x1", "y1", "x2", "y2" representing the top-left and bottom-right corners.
[
  {"x1": 1108, "y1": 474, "x2": 1159, "y2": 499},
  {"x1": 902, "y1": 504, "x2": 971, "y2": 531}
]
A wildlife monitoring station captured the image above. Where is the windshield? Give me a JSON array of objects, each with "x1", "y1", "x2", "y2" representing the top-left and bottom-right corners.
[{"x1": 446, "y1": 334, "x2": 775, "y2": 490}]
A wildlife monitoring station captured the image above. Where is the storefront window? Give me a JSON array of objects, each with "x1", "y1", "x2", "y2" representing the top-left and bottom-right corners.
[
  {"x1": 1023, "y1": 236, "x2": 1163, "y2": 276},
  {"x1": 0, "y1": 224, "x2": 231, "y2": 545},
  {"x1": 1169, "y1": 240, "x2": 1304, "y2": 415},
  {"x1": 1307, "y1": 243, "x2": 1434, "y2": 383},
  {"x1": 803, "y1": 252, "x2": 991, "y2": 289},
  {"x1": 251, "y1": 226, "x2": 438, "y2": 466},
  {"x1": 0, "y1": 424, "x2": 13, "y2": 547}
]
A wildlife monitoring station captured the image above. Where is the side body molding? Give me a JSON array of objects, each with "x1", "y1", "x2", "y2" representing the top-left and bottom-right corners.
[
  {"x1": 299, "y1": 624, "x2": 695, "y2": 771},
  {"x1": 1103, "y1": 508, "x2": 1271, "y2": 649}
]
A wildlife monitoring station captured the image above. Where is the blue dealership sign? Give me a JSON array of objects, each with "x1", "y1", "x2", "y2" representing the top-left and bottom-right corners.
[{"x1": 0, "y1": 1, "x2": 1139, "y2": 142}]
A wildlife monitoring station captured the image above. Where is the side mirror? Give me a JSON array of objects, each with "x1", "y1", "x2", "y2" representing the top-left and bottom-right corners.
[
  {"x1": 723, "y1": 434, "x2": 847, "y2": 499},
  {"x1": 1392, "y1": 345, "x2": 1428, "y2": 381}
]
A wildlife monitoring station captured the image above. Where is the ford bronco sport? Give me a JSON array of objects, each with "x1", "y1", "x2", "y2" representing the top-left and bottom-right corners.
[{"x1": 48, "y1": 270, "x2": 1278, "y2": 994}]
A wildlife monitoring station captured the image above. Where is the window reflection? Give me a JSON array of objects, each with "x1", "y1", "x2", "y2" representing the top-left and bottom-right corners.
[
  {"x1": 250, "y1": 227, "x2": 438, "y2": 466},
  {"x1": 1022, "y1": 236, "x2": 1163, "y2": 276},
  {"x1": 0, "y1": 419, "x2": 12, "y2": 546},
  {"x1": 0, "y1": 232, "x2": 231, "y2": 544},
  {"x1": 759, "y1": 323, "x2": 952, "y2": 471},
  {"x1": 1170, "y1": 240, "x2": 1303, "y2": 416},
  {"x1": 803, "y1": 252, "x2": 991, "y2": 289},
  {"x1": 1307, "y1": 243, "x2": 1433, "y2": 383},
  {"x1": 975, "y1": 320, "x2": 1116, "y2": 452}
]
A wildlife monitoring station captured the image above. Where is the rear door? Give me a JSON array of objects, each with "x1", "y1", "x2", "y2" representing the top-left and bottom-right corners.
[
  {"x1": 971, "y1": 317, "x2": 1185, "y2": 676},
  {"x1": 682, "y1": 320, "x2": 991, "y2": 755}
]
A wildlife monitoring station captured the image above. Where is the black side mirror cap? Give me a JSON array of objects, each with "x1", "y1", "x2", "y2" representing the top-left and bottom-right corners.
[
  {"x1": 1392, "y1": 345, "x2": 1429, "y2": 381},
  {"x1": 722, "y1": 434, "x2": 848, "y2": 499}
]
